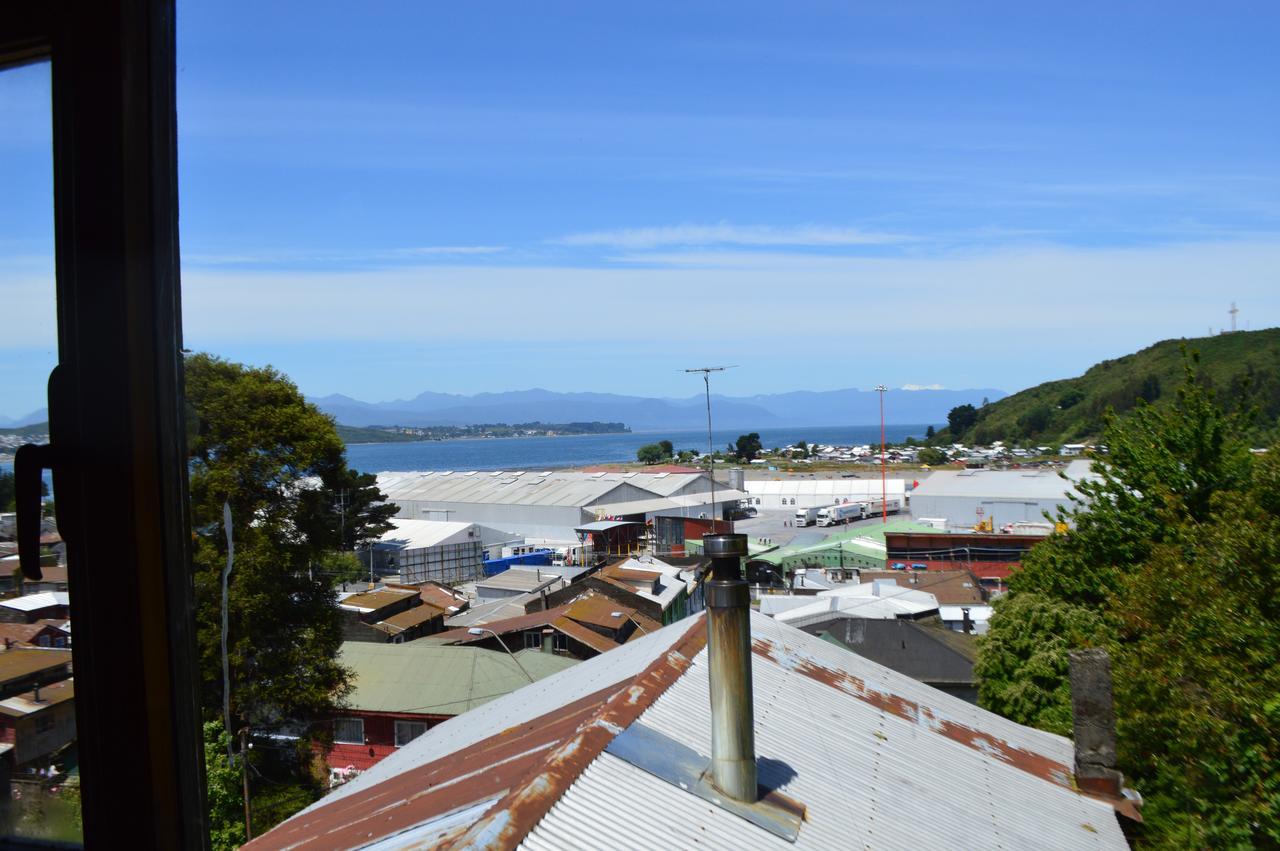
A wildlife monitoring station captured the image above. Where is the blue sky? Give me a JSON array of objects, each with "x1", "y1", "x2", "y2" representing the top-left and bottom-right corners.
[{"x1": 3, "y1": 2, "x2": 1280, "y2": 418}]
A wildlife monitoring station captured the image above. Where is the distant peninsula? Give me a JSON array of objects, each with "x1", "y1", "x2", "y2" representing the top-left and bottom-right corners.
[{"x1": 335, "y1": 421, "x2": 630, "y2": 444}]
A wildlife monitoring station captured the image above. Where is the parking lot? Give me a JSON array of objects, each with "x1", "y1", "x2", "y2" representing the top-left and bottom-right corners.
[{"x1": 730, "y1": 508, "x2": 908, "y2": 549}]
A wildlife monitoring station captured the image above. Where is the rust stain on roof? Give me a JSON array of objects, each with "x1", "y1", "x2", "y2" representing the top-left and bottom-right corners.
[
  {"x1": 564, "y1": 594, "x2": 637, "y2": 629},
  {"x1": 751, "y1": 637, "x2": 1070, "y2": 785},
  {"x1": 441, "y1": 618, "x2": 708, "y2": 850},
  {"x1": 550, "y1": 617, "x2": 622, "y2": 655},
  {"x1": 750, "y1": 635, "x2": 1138, "y2": 817}
]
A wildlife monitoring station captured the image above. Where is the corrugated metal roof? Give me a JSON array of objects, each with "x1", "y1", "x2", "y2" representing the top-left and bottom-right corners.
[
  {"x1": 376, "y1": 518, "x2": 477, "y2": 550},
  {"x1": 250, "y1": 613, "x2": 1132, "y2": 850},
  {"x1": 911, "y1": 463, "x2": 1097, "y2": 501},
  {"x1": 0, "y1": 592, "x2": 69, "y2": 611},
  {"x1": 336, "y1": 642, "x2": 578, "y2": 716},
  {"x1": 475, "y1": 567, "x2": 564, "y2": 594}
]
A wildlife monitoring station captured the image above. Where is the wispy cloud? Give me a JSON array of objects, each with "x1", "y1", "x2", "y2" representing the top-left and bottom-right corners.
[
  {"x1": 901, "y1": 384, "x2": 946, "y2": 391},
  {"x1": 555, "y1": 223, "x2": 910, "y2": 249},
  {"x1": 182, "y1": 245, "x2": 507, "y2": 268}
]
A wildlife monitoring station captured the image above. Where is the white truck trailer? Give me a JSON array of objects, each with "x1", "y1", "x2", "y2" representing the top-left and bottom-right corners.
[
  {"x1": 816, "y1": 503, "x2": 865, "y2": 526},
  {"x1": 794, "y1": 506, "x2": 822, "y2": 526},
  {"x1": 859, "y1": 497, "x2": 903, "y2": 517}
]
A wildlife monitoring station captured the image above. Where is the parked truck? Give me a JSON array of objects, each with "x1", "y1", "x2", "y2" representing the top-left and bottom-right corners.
[
  {"x1": 816, "y1": 503, "x2": 865, "y2": 526},
  {"x1": 794, "y1": 506, "x2": 822, "y2": 526},
  {"x1": 859, "y1": 497, "x2": 903, "y2": 517}
]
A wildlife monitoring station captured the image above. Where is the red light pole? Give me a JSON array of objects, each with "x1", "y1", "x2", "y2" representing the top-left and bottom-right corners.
[{"x1": 875, "y1": 384, "x2": 888, "y2": 523}]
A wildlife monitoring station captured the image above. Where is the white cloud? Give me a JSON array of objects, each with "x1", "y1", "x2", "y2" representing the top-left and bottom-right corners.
[
  {"x1": 901, "y1": 384, "x2": 946, "y2": 391},
  {"x1": 182, "y1": 245, "x2": 507, "y2": 267},
  {"x1": 555, "y1": 222, "x2": 910, "y2": 249}
]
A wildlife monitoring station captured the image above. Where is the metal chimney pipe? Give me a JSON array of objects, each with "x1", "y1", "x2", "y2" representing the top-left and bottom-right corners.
[{"x1": 702, "y1": 532, "x2": 756, "y2": 802}]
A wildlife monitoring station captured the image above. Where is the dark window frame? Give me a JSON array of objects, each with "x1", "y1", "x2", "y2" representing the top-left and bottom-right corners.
[{"x1": 1, "y1": 2, "x2": 207, "y2": 848}]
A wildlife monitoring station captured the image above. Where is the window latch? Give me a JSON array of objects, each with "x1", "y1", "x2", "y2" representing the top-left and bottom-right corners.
[{"x1": 15, "y1": 442, "x2": 56, "y2": 581}]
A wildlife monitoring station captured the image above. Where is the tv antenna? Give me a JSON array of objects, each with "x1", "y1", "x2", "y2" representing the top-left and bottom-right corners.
[
  {"x1": 684, "y1": 365, "x2": 737, "y2": 529},
  {"x1": 1229, "y1": 302, "x2": 1239, "y2": 333}
]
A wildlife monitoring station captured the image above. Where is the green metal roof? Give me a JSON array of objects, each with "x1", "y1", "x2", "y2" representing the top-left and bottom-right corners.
[
  {"x1": 749, "y1": 519, "x2": 939, "y2": 571},
  {"x1": 338, "y1": 641, "x2": 579, "y2": 716}
]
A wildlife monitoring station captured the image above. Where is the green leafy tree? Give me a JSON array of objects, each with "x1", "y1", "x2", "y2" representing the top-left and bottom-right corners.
[
  {"x1": 924, "y1": 425, "x2": 935, "y2": 440},
  {"x1": 734, "y1": 432, "x2": 763, "y2": 461},
  {"x1": 975, "y1": 593, "x2": 1105, "y2": 735},
  {"x1": 315, "y1": 551, "x2": 367, "y2": 588},
  {"x1": 917, "y1": 447, "x2": 948, "y2": 466},
  {"x1": 636, "y1": 443, "x2": 667, "y2": 464},
  {"x1": 0, "y1": 471, "x2": 13, "y2": 512},
  {"x1": 977, "y1": 352, "x2": 1277, "y2": 845},
  {"x1": 794, "y1": 440, "x2": 809, "y2": 458},
  {"x1": 203, "y1": 721, "x2": 247, "y2": 851},
  {"x1": 947, "y1": 404, "x2": 978, "y2": 436},
  {"x1": 658, "y1": 440, "x2": 674, "y2": 458},
  {"x1": 676, "y1": 449, "x2": 697, "y2": 464},
  {"x1": 186, "y1": 353, "x2": 373, "y2": 731}
]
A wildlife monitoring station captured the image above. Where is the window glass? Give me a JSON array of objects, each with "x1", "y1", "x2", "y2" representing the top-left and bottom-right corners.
[
  {"x1": 332, "y1": 718, "x2": 364, "y2": 745},
  {"x1": 394, "y1": 721, "x2": 426, "y2": 747},
  {"x1": 0, "y1": 59, "x2": 81, "y2": 846}
]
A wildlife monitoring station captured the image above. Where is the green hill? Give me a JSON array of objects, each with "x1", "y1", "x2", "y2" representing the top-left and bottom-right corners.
[{"x1": 942, "y1": 328, "x2": 1280, "y2": 447}]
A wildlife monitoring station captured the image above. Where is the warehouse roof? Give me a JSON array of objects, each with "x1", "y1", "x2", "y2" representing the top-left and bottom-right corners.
[
  {"x1": 743, "y1": 478, "x2": 908, "y2": 497},
  {"x1": 765, "y1": 581, "x2": 941, "y2": 625},
  {"x1": 475, "y1": 567, "x2": 565, "y2": 595},
  {"x1": 376, "y1": 518, "x2": 476, "y2": 550},
  {"x1": 338, "y1": 588, "x2": 418, "y2": 614},
  {"x1": 0, "y1": 648, "x2": 72, "y2": 684},
  {"x1": 249, "y1": 612, "x2": 1131, "y2": 850},
  {"x1": 0, "y1": 592, "x2": 69, "y2": 612},
  {"x1": 911, "y1": 462, "x2": 1097, "y2": 501},
  {"x1": 859, "y1": 570, "x2": 987, "y2": 605},
  {"x1": 336, "y1": 642, "x2": 578, "y2": 716},
  {"x1": 376, "y1": 471, "x2": 659, "y2": 509}
]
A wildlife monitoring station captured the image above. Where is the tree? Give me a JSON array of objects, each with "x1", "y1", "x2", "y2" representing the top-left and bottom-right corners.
[
  {"x1": 203, "y1": 721, "x2": 247, "y2": 851},
  {"x1": 734, "y1": 433, "x2": 763, "y2": 461},
  {"x1": 947, "y1": 404, "x2": 978, "y2": 436},
  {"x1": 636, "y1": 443, "x2": 667, "y2": 464},
  {"x1": 658, "y1": 440, "x2": 673, "y2": 458},
  {"x1": 186, "y1": 353, "x2": 387, "y2": 731},
  {"x1": 917, "y1": 447, "x2": 948, "y2": 466},
  {"x1": 924, "y1": 425, "x2": 935, "y2": 440},
  {"x1": 976, "y1": 352, "x2": 1277, "y2": 845},
  {"x1": 0, "y1": 471, "x2": 47, "y2": 512},
  {"x1": 676, "y1": 449, "x2": 697, "y2": 464},
  {"x1": 795, "y1": 440, "x2": 809, "y2": 458}
]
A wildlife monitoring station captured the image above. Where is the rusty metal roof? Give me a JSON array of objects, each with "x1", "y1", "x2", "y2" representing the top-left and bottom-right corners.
[
  {"x1": 247, "y1": 613, "x2": 1133, "y2": 850},
  {"x1": 563, "y1": 594, "x2": 636, "y2": 630}
]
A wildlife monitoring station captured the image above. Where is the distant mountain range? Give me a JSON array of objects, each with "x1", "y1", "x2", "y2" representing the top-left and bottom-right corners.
[
  {"x1": 308, "y1": 387, "x2": 1005, "y2": 431},
  {"x1": 0, "y1": 408, "x2": 48, "y2": 429}
]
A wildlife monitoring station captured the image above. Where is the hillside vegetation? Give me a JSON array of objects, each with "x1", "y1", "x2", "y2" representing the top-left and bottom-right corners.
[{"x1": 941, "y1": 328, "x2": 1280, "y2": 446}]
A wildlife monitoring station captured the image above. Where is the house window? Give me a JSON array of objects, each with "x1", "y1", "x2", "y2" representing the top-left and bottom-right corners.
[
  {"x1": 333, "y1": 718, "x2": 364, "y2": 744},
  {"x1": 394, "y1": 720, "x2": 427, "y2": 747},
  {"x1": 524, "y1": 631, "x2": 542, "y2": 649}
]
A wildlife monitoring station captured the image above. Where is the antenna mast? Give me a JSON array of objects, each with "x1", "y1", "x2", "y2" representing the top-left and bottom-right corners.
[
  {"x1": 1229, "y1": 302, "x2": 1239, "y2": 333},
  {"x1": 685, "y1": 365, "x2": 736, "y2": 531}
]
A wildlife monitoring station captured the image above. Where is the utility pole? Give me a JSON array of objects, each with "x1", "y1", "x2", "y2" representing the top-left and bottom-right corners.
[
  {"x1": 240, "y1": 725, "x2": 252, "y2": 841},
  {"x1": 1229, "y1": 302, "x2": 1239, "y2": 333},
  {"x1": 875, "y1": 385, "x2": 888, "y2": 523},
  {"x1": 685, "y1": 366, "x2": 737, "y2": 532}
]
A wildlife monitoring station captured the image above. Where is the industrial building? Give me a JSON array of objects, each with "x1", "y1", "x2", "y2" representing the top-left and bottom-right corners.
[
  {"x1": 375, "y1": 469, "x2": 747, "y2": 554},
  {"x1": 740, "y1": 476, "x2": 909, "y2": 510},
  {"x1": 370, "y1": 518, "x2": 520, "y2": 585},
  {"x1": 907, "y1": 460, "x2": 1096, "y2": 528}
]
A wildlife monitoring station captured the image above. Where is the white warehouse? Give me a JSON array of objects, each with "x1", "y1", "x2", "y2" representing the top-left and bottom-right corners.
[
  {"x1": 742, "y1": 477, "x2": 909, "y2": 510},
  {"x1": 374, "y1": 470, "x2": 747, "y2": 548},
  {"x1": 370, "y1": 519, "x2": 521, "y2": 584},
  {"x1": 907, "y1": 461, "x2": 1097, "y2": 528}
]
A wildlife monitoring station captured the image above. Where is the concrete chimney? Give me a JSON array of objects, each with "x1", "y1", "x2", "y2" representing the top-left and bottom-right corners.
[
  {"x1": 541, "y1": 627, "x2": 554, "y2": 654},
  {"x1": 702, "y1": 533, "x2": 756, "y2": 803},
  {"x1": 1069, "y1": 648, "x2": 1124, "y2": 797},
  {"x1": 961, "y1": 607, "x2": 973, "y2": 634}
]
